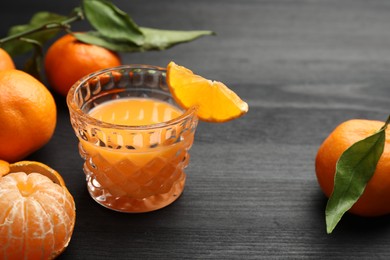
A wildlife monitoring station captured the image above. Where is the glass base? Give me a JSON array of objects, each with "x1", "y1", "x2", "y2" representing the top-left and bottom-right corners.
[{"x1": 84, "y1": 166, "x2": 186, "y2": 213}]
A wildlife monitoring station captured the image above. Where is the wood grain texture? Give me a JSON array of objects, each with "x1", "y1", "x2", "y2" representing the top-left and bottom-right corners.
[{"x1": 2, "y1": 0, "x2": 390, "y2": 259}]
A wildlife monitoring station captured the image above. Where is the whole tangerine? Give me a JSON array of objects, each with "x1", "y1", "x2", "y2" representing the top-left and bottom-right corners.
[
  {"x1": 0, "y1": 69, "x2": 57, "y2": 162},
  {"x1": 44, "y1": 34, "x2": 121, "y2": 96},
  {"x1": 0, "y1": 48, "x2": 15, "y2": 70},
  {"x1": 315, "y1": 119, "x2": 390, "y2": 217},
  {"x1": 0, "y1": 160, "x2": 76, "y2": 259}
]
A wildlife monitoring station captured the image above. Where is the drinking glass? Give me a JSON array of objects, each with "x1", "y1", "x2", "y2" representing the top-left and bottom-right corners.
[{"x1": 67, "y1": 65, "x2": 198, "y2": 213}]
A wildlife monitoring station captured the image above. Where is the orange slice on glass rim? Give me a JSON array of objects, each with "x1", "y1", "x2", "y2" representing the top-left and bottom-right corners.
[{"x1": 166, "y1": 61, "x2": 248, "y2": 123}]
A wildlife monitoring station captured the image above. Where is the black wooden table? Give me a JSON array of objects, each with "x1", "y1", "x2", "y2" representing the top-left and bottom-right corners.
[{"x1": 2, "y1": 0, "x2": 390, "y2": 259}]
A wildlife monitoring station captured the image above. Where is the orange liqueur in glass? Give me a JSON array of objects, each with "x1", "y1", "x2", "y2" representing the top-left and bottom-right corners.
[{"x1": 79, "y1": 97, "x2": 196, "y2": 212}]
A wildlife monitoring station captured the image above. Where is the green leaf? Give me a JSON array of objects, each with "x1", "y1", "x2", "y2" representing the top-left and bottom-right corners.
[
  {"x1": 77, "y1": 1, "x2": 215, "y2": 52},
  {"x1": 21, "y1": 38, "x2": 44, "y2": 81},
  {"x1": 73, "y1": 32, "x2": 140, "y2": 52},
  {"x1": 140, "y1": 27, "x2": 216, "y2": 51},
  {"x1": 74, "y1": 28, "x2": 215, "y2": 52},
  {"x1": 82, "y1": 0, "x2": 144, "y2": 46},
  {"x1": 2, "y1": 11, "x2": 67, "y2": 56},
  {"x1": 325, "y1": 116, "x2": 390, "y2": 234}
]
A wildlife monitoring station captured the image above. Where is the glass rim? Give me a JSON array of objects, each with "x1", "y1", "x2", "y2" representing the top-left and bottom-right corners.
[{"x1": 66, "y1": 64, "x2": 198, "y2": 131}]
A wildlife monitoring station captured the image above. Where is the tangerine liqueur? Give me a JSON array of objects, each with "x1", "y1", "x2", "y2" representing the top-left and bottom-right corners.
[
  {"x1": 79, "y1": 97, "x2": 195, "y2": 212},
  {"x1": 88, "y1": 98, "x2": 182, "y2": 126}
]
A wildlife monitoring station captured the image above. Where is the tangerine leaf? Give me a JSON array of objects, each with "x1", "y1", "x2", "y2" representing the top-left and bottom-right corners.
[
  {"x1": 21, "y1": 38, "x2": 44, "y2": 81},
  {"x1": 79, "y1": 0, "x2": 214, "y2": 52},
  {"x1": 2, "y1": 12, "x2": 67, "y2": 56},
  {"x1": 73, "y1": 31, "x2": 141, "y2": 52},
  {"x1": 325, "y1": 116, "x2": 390, "y2": 234},
  {"x1": 74, "y1": 28, "x2": 215, "y2": 53},
  {"x1": 140, "y1": 27, "x2": 216, "y2": 51},
  {"x1": 82, "y1": 0, "x2": 144, "y2": 46}
]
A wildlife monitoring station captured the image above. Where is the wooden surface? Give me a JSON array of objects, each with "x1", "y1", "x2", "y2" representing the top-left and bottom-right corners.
[{"x1": 2, "y1": 0, "x2": 390, "y2": 259}]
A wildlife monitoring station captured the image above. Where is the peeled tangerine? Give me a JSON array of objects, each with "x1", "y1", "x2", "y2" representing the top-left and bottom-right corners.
[{"x1": 0, "y1": 160, "x2": 76, "y2": 259}]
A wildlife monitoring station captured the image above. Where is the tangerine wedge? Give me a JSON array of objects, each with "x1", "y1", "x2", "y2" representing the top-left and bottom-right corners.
[
  {"x1": 166, "y1": 61, "x2": 248, "y2": 123},
  {"x1": 0, "y1": 160, "x2": 76, "y2": 259}
]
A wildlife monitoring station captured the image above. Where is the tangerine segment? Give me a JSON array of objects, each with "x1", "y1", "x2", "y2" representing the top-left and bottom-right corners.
[
  {"x1": 166, "y1": 61, "x2": 248, "y2": 123},
  {"x1": 9, "y1": 161, "x2": 65, "y2": 186},
  {"x1": 0, "y1": 162, "x2": 76, "y2": 259},
  {"x1": 0, "y1": 160, "x2": 9, "y2": 177}
]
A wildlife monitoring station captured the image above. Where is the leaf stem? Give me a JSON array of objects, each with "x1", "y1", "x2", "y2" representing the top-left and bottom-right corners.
[
  {"x1": 382, "y1": 114, "x2": 390, "y2": 131},
  {"x1": 0, "y1": 8, "x2": 84, "y2": 46}
]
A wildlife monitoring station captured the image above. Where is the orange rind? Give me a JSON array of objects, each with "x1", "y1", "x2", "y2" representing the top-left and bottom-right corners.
[
  {"x1": 0, "y1": 160, "x2": 76, "y2": 259},
  {"x1": 166, "y1": 61, "x2": 248, "y2": 123}
]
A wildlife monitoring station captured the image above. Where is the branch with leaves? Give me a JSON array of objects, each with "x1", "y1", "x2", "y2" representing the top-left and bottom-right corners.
[{"x1": 0, "y1": 0, "x2": 215, "y2": 78}]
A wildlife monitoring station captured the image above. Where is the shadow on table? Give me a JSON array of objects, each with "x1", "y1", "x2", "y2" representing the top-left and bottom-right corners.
[
  {"x1": 313, "y1": 190, "x2": 390, "y2": 236},
  {"x1": 58, "y1": 187, "x2": 193, "y2": 259}
]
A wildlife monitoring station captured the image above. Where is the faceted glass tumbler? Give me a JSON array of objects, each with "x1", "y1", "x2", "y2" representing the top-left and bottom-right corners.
[{"x1": 67, "y1": 65, "x2": 198, "y2": 213}]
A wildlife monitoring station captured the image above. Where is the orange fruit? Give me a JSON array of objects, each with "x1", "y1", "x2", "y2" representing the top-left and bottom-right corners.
[
  {"x1": 0, "y1": 69, "x2": 57, "y2": 162},
  {"x1": 315, "y1": 119, "x2": 390, "y2": 217},
  {"x1": 0, "y1": 160, "x2": 76, "y2": 259},
  {"x1": 0, "y1": 160, "x2": 10, "y2": 177},
  {"x1": 166, "y1": 61, "x2": 248, "y2": 123},
  {"x1": 44, "y1": 33, "x2": 121, "y2": 96},
  {"x1": 0, "y1": 48, "x2": 15, "y2": 71}
]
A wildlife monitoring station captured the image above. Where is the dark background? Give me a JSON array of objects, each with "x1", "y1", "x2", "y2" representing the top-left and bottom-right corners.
[{"x1": 2, "y1": 0, "x2": 390, "y2": 259}]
